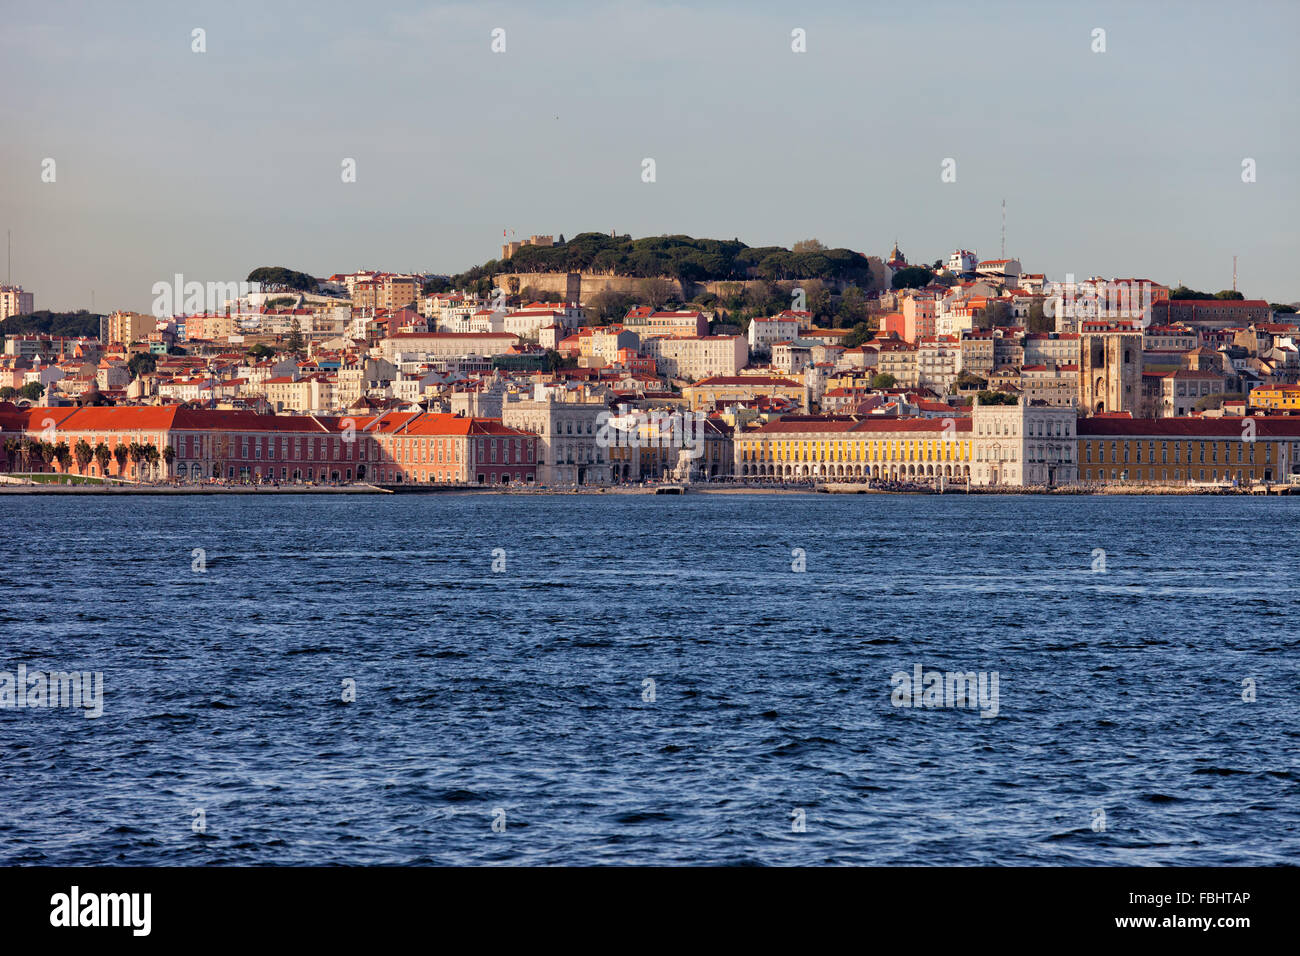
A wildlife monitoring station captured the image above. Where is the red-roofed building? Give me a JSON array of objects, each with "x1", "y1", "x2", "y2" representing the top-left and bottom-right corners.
[
  {"x1": 734, "y1": 414, "x2": 974, "y2": 482},
  {"x1": 5, "y1": 404, "x2": 538, "y2": 486},
  {"x1": 1077, "y1": 414, "x2": 1300, "y2": 484},
  {"x1": 364, "y1": 411, "x2": 538, "y2": 485},
  {"x1": 1152, "y1": 299, "x2": 1272, "y2": 329},
  {"x1": 682, "y1": 375, "x2": 806, "y2": 411},
  {"x1": 623, "y1": 309, "x2": 708, "y2": 338}
]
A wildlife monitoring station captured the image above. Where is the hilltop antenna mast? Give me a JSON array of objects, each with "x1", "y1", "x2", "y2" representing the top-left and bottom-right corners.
[
  {"x1": 1233, "y1": 255, "x2": 1237, "y2": 292},
  {"x1": 1000, "y1": 200, "x2": 1006, "y2": 259}
]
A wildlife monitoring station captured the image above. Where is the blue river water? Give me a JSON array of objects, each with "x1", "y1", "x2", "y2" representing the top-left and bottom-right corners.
[{"x1": 0, "y1": 493, "x2": 1295, "y2": 865}]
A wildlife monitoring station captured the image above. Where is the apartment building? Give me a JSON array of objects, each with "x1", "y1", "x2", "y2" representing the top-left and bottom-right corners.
[
  {"x1": 642, "y1": 335, "x2": 748, "y2": 381},
  {"x1": 916, "y1": 336, "x2": 962, "y2": 393},
  {"x1": 381, "y1": 332, "x2": 520, "y2": 363},
  {"x1": 875, "y1": 340, "x2": 919, "y2": 387},
  {"x1": 104, "y1": 311, "x2": 156, "y2": 346},
  {"x1": 1019, "y1": 365, "x2": 1079, "y2": 405},
  {"x1": 1144, "y1": 369, "x2": 1227, "y2": 417},
  {"x1": 0, "y1": 285, "x2": 34, "y2": 321},
  {"x1": 1023, "y1": 332, "x2": 1080, "y2": 367},
  {"x1": 353, "y1": 274, "x2": 421, "y2": 312},
  {"x1": 770, "y1": 340, "x2": 813, "y2": 376},
  {"x1": 748, "y1": 315, "x2": 801, "y2": 351},
  {"x1": 900, "y1": 293, "x2": 937, "y2": 343},
  {"x1": 623, "y1": 309, "x2": 709, "y2": 338},
  {"x1": 182, "y1": 312, "x2": 238, "y2": 342}
]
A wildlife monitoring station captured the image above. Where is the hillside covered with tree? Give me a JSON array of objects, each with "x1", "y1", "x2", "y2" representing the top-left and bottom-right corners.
[
  {"x1": 0, "y1": 310, "x2": 102, "y2": 339},
  {"x1": 246, "y1": 266, "x2": 319, "y2": 292},
  {"x1": 459, "y1": 233, "x2": 879, "y2": 287}
]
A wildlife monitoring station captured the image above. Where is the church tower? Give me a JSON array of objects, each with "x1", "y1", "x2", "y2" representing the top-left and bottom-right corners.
[
  {"x1": 886, "y1": 241, "x2": 907, "y2": 274},
  {"x1": 1079, "y1": 323, "x2": 1143, "y2": 416}
]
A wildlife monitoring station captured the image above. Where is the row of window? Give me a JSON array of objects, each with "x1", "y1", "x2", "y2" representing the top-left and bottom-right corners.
[
  {"x1": 741, "y1": 442, "x2": 969, "y2": 462},
  {"x1": 179, "y1": 464, "x2": 353, "y2": 482},
  {"x1": 977, "y1": 446, "x2": 1077, "y2": 463},
  {"x1": 1084, "y1": 441, "x2": 1272, "y2": 464},
  {"x1": 175, "y1": 434, "x2": 367, "y2": 462}
]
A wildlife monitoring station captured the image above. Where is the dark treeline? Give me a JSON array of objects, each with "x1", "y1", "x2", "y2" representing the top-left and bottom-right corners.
[
  {"x1": 0, "y1": 310, "x2": 102, "y2": 338},
  {"x1": 456, "y1": 233, "x2": 878, "y2": 287}
]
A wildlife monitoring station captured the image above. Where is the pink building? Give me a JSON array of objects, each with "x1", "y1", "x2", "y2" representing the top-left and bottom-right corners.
[{"x1": 902, "y1": 294, "x2": 937, "y2": 343}]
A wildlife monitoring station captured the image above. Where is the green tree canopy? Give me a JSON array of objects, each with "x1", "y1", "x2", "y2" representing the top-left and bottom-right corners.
[
  {"x1": 587, "y1": 290, "x2": 638, "y2": 324},
  {"x1": 0, "y1": 310, "x2": 101, "y2": 338},
  {"x1": 890, "y1": 266, "x2": 935, "y2": 290},
  {"x1": 247, "y1": 267, "x2": 319, "y2": 292},
  {"x1": 476, "y1": 233, "x2": 878, "y2": 288},
  {"x1": 128, "y1": 352, "x2": 157, "y2": 378},
  {"x1": 1169, "y1": 286, "x2": 1246, "y2": 301},
  {"x1": 285, "y1": 317, "x2": 305, "y2": 352},
  {"x1": 841, "y1": 322, "x2": 873, "y2": 349}
]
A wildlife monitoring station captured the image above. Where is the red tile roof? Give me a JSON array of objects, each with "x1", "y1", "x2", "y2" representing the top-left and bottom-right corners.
[
  {"x1": 692, "y1": 376, "x2": 802, "y2": 388},
  {"x1": 1078, "y1": 416, "x2": 1300, "y2": 437}
]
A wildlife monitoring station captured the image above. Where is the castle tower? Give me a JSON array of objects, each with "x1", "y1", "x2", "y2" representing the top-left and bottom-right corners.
[{"x1": 1079, "y1": 326, "x2": 1143, "y2": 416}]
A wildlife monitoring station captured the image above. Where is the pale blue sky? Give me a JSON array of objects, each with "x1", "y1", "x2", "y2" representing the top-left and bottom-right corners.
[{"x1": 1, "y1": 0, "x2": 1296, "y2": 312}]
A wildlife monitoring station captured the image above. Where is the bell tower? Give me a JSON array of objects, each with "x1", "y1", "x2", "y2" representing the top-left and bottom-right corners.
[{"x1": 1079, "y1": 324, "x2": 1143, "y2": 416}]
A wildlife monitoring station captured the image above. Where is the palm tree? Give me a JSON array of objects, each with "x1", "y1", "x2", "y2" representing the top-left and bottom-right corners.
[
  {"x1": 143, "y1": 443, "x2": 161, "y2": 481},
  {"x1": 74, "y1": 439, "x2": 93, "y2": 474},
  {"x1": 127, "y1": 442, "x2": 145, "y2": 479},
  {"x1": 38, "y1": 441, "x2": 56, "y2": 472},
  {"x1": 162, "y1": 444, "x2": 175, "y2": 480},
  {"x1": 94, "y1": 442, "x2": 112, "y2": 477},
  {"x1": 54, "y1": 441, "x2": 72, "y2": 472}
]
